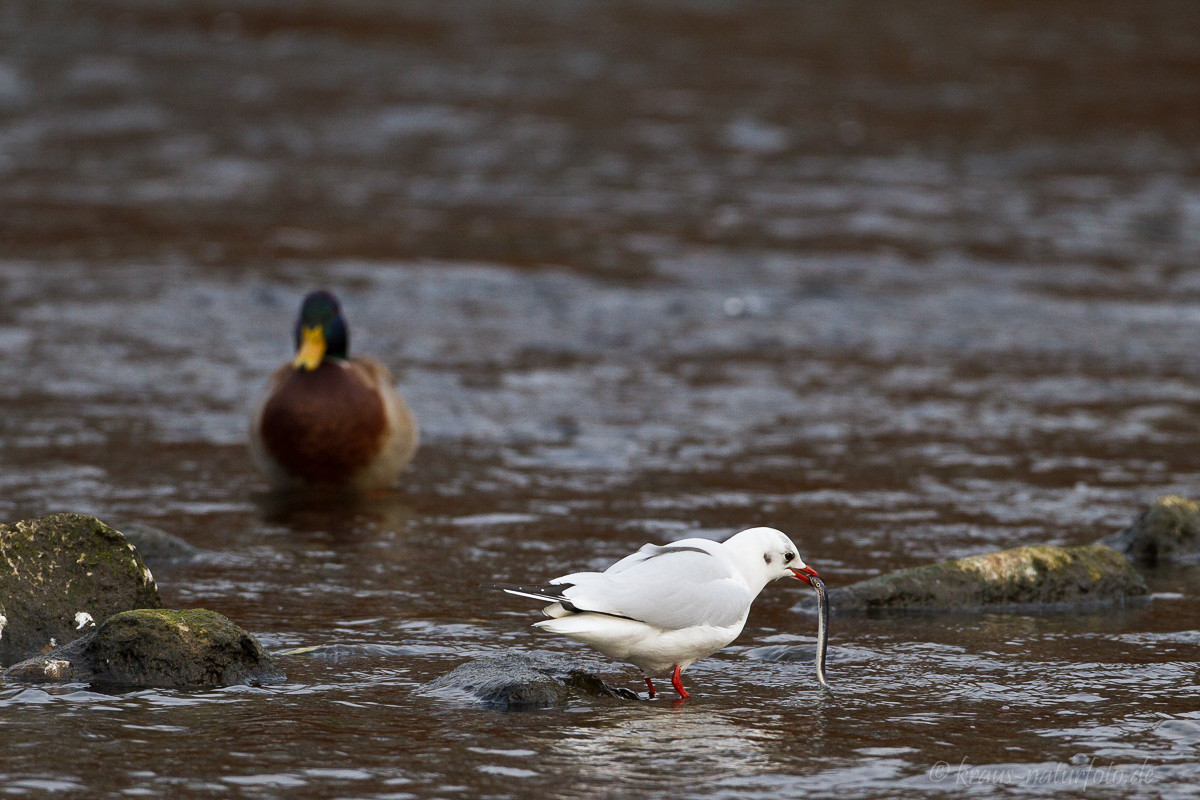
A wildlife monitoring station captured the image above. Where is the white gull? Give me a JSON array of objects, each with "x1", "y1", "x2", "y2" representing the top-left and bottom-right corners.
[{"x1": 496, "y1": 526, "x2": 824, "y2": 698}]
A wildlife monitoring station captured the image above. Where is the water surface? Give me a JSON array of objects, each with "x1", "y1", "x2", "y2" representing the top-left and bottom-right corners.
[{"x1": 2, "y1": 1, "x2": 1200, "y2": 797}]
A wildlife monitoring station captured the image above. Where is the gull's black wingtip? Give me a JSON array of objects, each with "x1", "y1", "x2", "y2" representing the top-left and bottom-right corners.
[
  {"x1": 485, "y1": 582, "x2": 575, "y2": 605},
  {"x1": 482, "y1": 582, "x2": 544, "y2": 595}
]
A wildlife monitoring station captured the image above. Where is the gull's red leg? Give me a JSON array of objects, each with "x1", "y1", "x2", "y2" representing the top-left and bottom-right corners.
[
  {"x1": 670, "y1": 665, "x2": 690, "y2": 699},
  {"x1": 644, "y1": 677, "x2": 657, "y2": 698}
]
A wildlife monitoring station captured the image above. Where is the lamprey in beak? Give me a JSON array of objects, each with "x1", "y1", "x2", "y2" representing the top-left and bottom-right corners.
[{"x1": 810, "y1": 575, "x2": 830, "y2": 688}]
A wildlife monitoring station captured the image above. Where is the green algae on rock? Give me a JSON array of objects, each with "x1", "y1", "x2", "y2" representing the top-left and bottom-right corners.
[
  {"x1": 3, "y1": 608, "x2": 284, "y2": 688},
  {"x1": 797, "y1": 544, "x2": 1148, "y2": 614},
  {"x1": 1099, "y1": 495, "x2": 1200, "y2": 566},
  {"x1": 0, "y1": 513, "x2": 161, "y2": 666}
]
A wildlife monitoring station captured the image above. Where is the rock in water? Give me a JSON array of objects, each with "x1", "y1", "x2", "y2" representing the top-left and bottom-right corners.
[
  {"x1": 1098, "y1": 496, "x2": 1200, "y2": 566},
  {"x1": 0, "y1": 513, "x2": 161, "y2": 666},
  {"x1": 796, "y1": 544, "x2": 1148, "y2": 614},
  {"x1": 420, "y1": 652, "x2": 637, "y2": 710},
  {"x1": 3, "y1": 608, "x2": 285, "y2": 688},
  {"x1": 116, "y1": 521, "x2": 201, "y2": 565}
]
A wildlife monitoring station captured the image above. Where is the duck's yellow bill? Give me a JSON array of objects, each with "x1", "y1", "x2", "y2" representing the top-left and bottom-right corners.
[{"x1": 293, "y1": 325, "x2": 326, "y2": 371}]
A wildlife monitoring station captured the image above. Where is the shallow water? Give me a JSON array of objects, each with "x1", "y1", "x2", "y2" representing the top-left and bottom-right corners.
[{"x1": 3, "y1": 1, "x2": 1200, "y2": 797}]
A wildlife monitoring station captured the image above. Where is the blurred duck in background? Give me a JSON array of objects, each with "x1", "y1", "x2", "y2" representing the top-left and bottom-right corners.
[{"x1": 250, "y1": 290, "x2": 418, "y2": 492}]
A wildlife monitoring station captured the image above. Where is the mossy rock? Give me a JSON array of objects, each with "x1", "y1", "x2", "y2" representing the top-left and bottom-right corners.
[
  {"x1": 797, "y1": 544, "x2": 1148, "y2": 614},
  {"x1": 420, "y1": 652, "x2": 637, "y2": 710},
  {"x1": 1098, "y1": 496, "x2": 1200, "y2": 566},
  {"x1": 3, "y1": 608, "x2": 285, "y2": 689},
  {"x1": 0, "y1": 513, "x2": 161, "y2": 666}
]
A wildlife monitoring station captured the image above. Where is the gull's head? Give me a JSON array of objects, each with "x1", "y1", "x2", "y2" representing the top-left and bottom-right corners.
[{"x1": 725, "y1": 526, "x2": 820, "y2": 588}]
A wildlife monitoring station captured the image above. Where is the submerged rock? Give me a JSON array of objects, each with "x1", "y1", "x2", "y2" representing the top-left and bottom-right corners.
[
  {"x1": 116, "y1": 522, "x2": 201, "y2": 565},
  {"x1": 0, "y1": 513, "x2": 161, "y2": 666},
  {"x1": 420, "y1": 652, "x2": 637, "y2": 710},
  {"x1": 1098, "y1": 496, "x2": 1200, "y2": 566},
  {"x1": 3, "y1": 608, "x2": 285, "y2": 688},
  {"x1": 797, "y1": 544, "x2": 1148, "y2": 614}
]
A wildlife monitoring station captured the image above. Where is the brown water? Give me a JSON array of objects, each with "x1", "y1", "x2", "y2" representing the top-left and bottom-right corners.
[{"x1": 3, "y1": 1, "x2": 1200, "y2": 797}]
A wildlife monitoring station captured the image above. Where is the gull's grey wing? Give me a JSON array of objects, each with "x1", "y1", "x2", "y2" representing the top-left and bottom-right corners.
[
  {"x1": 591, "y1": 538, "x2": 723, "y2": 577},
  {"x1": 601, "y1": 542, "x2": 672, "y2": 575},
  {"x1": 551, "y1": 539, "x2": 718, "y2": 586},
  {"x1": 558, "y1": 547, "x2": 752, "y2": 630}
]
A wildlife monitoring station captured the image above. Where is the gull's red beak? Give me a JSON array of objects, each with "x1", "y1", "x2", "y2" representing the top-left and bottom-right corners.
[{"x1": 789, "y1": 564, "x2": 819, "y2": 586}]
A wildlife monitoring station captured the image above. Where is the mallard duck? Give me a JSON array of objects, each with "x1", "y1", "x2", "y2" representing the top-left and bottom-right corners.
[{"x1": 250, "y1": 290, "x2": 418, "y2": 492}]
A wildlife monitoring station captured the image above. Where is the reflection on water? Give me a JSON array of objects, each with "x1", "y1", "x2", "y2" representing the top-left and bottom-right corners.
[
  {"x1": 3, "y1": 0, "x2": 1200, "y2": 798},
  {"x1": 251, "y1": 487, "x2": 415, "y2": 536}
]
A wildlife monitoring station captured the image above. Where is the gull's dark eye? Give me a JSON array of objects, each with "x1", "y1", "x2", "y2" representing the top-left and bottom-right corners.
[{"x1": 784, "y1": 552, "x2": 796, "y2": 563}]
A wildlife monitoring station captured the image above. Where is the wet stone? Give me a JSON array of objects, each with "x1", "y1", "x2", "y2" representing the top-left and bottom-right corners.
[
  {"x1": 115, "y1": 522, "x2": 201, "y2": 566},
  {"x1": 0, "y1": 513, "x2": 162, "y2": 667},
  {"x1": 796, "y1": 544, "x2": 1149, "y2": 614},
  {"x1": 1098, "y1": 496, "x2": 1200, "y2": 566},
  {"x1": 420, "y1": 652, "x2": 638, "y2": 710},
  {"x1": 3, "y1": 608, "x2": 285, "y2": 689}
]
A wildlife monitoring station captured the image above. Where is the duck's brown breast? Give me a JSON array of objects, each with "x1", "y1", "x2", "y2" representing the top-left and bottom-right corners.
[{"x1": 258, "y1": 362, "x2": 387, "y2": 485}]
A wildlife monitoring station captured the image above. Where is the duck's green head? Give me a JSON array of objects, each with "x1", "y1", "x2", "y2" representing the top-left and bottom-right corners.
[{"x1": 292, "y1": 290, "x2": 349, "y2": 370}]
